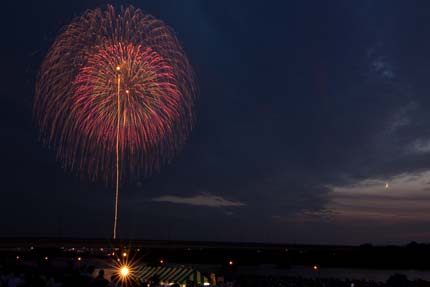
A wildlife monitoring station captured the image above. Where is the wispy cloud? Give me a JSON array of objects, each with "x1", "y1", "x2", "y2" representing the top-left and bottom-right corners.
[
  {"x1": 273, "y1": 209, "x2": 338, "y2": 223},
  {"x1": 367, "y1": 46, "x2": 396, "y2": 80},
  {"x1": 371, "y1": 56, "x2": 395, "y2": 79},
  {"x1": 152, "y1": 193, "x2": 246, "y2": 208},
  {"x1": 409, "y1": 139, "x2": 430, "y2": 154},
  {"x1": 325, "y1": 171, "x2": 430, "y2": 223}
]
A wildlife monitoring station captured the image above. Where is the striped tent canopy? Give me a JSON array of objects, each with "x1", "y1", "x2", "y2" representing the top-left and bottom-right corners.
[{"x1": 134, "y1": 265, "x2": 209, "y2": 285}]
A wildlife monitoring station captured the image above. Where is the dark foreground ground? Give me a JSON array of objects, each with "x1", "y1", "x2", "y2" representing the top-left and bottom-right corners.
[
  {"x1": 1, "y1": 238, "x2": 430, "y2": 269},
  {"x1": 1, "y1": 238, "x2": 430, "y2": 286}
]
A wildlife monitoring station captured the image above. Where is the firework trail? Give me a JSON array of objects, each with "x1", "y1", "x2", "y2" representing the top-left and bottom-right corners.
[{"x1": 34, "y1": 5, "x2": 196, "y2": 239}]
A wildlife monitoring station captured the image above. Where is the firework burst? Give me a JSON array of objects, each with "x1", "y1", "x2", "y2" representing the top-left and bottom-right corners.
[{"x1": 34, "y1": 5, "x2": 196, "y2": 238}]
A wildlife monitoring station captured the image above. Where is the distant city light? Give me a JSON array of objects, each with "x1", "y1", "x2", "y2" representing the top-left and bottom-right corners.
[
  {"x1": 16, "y1": 256, "x2": 19, "y2": 260},
  {"x1": 44, "y1": 256, "x2": 48, "y2": 260},
  {"x1": 77, "y1": 257, "x2": 82, "y2": 261},
  {"x1": 313, "y1": 265, "x2": 319, "y2": 270},
  {"x1": 160, "y1": 259, "x2": 164, "y2": 264},
  {"x1": 122, "y1": 252, "x2": 127, "y2": 257},
  {"x1": 228, "y1": 260, "x2": 234, "y2": 266}
]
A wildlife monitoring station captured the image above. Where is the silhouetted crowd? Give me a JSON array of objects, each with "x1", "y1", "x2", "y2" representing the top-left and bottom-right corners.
[
  {"x1": 0, "y1": 264, "x2": 206, "y2": 287},
  {"x1": 227, "y1": 274, "x2": 430, "y2": 287},
  {"x1": 0, "y1": 265, "x2": 114, "y2": 287},
  {"x1": 1, "y1": 263, "x2": 430, "y2": 287}
]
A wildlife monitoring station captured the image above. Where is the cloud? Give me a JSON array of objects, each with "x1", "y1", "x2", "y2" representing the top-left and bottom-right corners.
[
  {"x1": 152, "y1": 193, "x2": 246, "y2": 208},
  {"x1": 325, "y1": 172, "x2": 430, "y2": 223},
  {"x1": 272, "y1": 208, "x2": 338, "y2": 223},
  {"x1": 409, "y1": 139, "x2": 430, "y2": 154},
  {"x1": 367, "y1": 43, "x2": 396, "y2": 80},
  {"x1": 371, "y1": 57, "x2": 395, "y2": 79}
]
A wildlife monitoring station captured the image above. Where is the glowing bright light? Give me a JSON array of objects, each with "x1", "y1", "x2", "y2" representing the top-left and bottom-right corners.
[
  {"x1": 120, "y1": 266, "x2": 129, "y2": 277},
  {"x1": 16, "y1": 256, "x2": 19, "y2": 260},
  {"x1": 35, "y1": 4, "x2": 196, "y2": 185},
  {"x1": 228, "y1": 260, "x2": 234, "y2": 265},
  {"x1": 125, "y1": 89, "x2": 130, "y2": 94},
  {"x1": 160, "y1": 259, "x2": 164, "y2": 264},
  {"x1": 122, "y1": 252, "x2": 127, "y2": 257},
  {"x1": 204, "y1": 283, "x2": 210, "y2": 286},
  {"x1": 77, "y1": 257, "x2": 82, "y2": 261},
  {"x1": 385, "y1": 182, "x2": 389, "y2": 189},
  {"x1": 44, "y1": 256, "x2": 48, "y2": 260},
  {"x1": 34, "y1": 5, "x2": 197, "y2": 242},
  {"x1": 313, "y1": 265, "x2": 318, "y2": 270},
  {"x1": 109, "y1": 256, "x2": 139, "y2": 286}
]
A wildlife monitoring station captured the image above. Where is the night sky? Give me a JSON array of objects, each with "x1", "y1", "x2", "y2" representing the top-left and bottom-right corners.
[{"x1": 2, "y1": 0, "x2": 430, "y2": 245}]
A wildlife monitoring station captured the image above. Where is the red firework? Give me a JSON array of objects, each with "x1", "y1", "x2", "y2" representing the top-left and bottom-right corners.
[
  {"x1": 34, "y1": 5, "x2": 196, "y2": 184},
  {"x1": 34, "y1": 5, "x2": 196, "y2": 238}
]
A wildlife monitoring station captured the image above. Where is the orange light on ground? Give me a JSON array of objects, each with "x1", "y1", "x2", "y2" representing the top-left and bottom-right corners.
[
  {"x1": 125, "y1": 90, "x2": 130, "y2": 94},
  {"x1": 122, "y1": 252, "x2": 127, "y2": 257},
  {"x1": 116, "y1": 66, "x2": 121, "y2": 71},
  {"x1": 120, "y1": 266, "x2": 130, "y2": 277},
  {"x1": 110, "y1": 256, "x2": 139, "y2": 285}
]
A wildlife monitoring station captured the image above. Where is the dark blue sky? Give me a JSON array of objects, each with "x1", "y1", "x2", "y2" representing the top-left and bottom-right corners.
[{"x1": 2, "y1": 0, "x2": 430, "y2": 244}]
